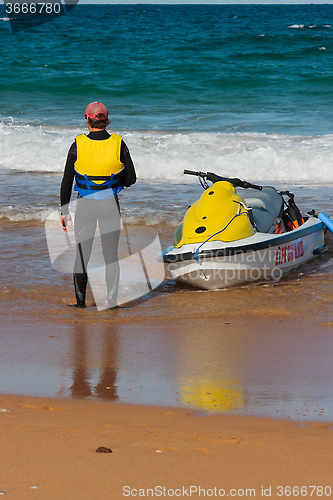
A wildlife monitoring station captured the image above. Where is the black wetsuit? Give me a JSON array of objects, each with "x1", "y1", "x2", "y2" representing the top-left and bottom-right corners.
[{"x1": 60, "y1": 130, "x2": 137, "y2": 308}]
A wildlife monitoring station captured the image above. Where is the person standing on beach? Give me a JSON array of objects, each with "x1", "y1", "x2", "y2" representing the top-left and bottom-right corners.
[{"x1": 60, "y1": 102, "x2": 136, "y2": 308}]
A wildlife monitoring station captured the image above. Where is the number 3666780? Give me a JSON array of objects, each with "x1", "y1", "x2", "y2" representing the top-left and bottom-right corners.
[{"x1": 5, "y1": 3, "x2": 62, "y2": 14}]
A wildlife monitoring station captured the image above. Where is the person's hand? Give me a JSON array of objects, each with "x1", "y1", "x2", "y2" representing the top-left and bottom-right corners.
[{"x1": 60, "y1": 213, "x2": 73, "y2": 232}]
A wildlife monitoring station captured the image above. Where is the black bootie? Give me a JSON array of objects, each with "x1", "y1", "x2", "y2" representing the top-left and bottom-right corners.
[{"x1": 73, "y1": 273, "x2": 88, "y2": 308}]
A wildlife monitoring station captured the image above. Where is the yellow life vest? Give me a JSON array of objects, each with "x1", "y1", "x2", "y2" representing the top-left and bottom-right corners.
[{"x1": 74, "y1": 133, "x2": 125, "y2": 197}]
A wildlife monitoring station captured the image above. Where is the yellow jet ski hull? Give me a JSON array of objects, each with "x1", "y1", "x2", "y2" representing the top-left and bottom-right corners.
[{"x1": 175, "y1": 181, "x2": 254, "y2": 248}]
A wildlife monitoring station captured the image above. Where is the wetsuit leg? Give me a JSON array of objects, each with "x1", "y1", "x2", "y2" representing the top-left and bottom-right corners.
[
  {"x1": 98, "y1": 197, "x2": 121, "y2": 308},
  {"x1": 100, "y1": 224, "x2": 120, "y2": 308},
  {"x1": 73, "y1": 198, "x2": 97, "y2": 306},
  {"x1": 73, "y1": 272, "x2": 88, "y2": 307}
]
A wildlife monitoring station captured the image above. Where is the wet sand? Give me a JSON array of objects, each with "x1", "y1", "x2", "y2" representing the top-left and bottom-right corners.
[
  {"x1": 1, "y1": 259, "x2": 333, "y2": 420},
  {"x1": 1, "y1": 393, "x2": 333, "y2": 499}
]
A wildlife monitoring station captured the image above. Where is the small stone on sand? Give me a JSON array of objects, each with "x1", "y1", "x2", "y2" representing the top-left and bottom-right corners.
[{"x1": 96, "y1": 447, "x2": 112, "y2": 453}]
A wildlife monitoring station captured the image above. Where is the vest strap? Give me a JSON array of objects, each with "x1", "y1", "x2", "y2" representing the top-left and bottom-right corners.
[{"x1": 74, "y1": 169, "x2": 124, "y2": 196}]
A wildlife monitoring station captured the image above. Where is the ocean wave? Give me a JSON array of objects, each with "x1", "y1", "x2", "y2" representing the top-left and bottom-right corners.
[
  {"x1": 128, "y1": 131, "x2": 333, "y2": 185},
  {"x1": 0, "y1": 123, "x2": 82, "y2": 174},
  {"x1": 288, "y1": 24, "x2": 304, "y2": 29},
  {"x1": 1, "y1": 124, "x2": 333, "y2": 186},
  {"x1": 0, "y1": 204, "x2": 182, "y2": 227},
  {"x1": 287, "y1": 23, "x2": 331, "y2": 30},
  {"x1": 0, "y1": 206, "x2": 56, "y2": 222}
]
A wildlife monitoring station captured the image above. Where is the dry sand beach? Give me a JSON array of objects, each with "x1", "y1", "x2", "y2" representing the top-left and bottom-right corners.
[{"x1": 1, "y1": 393, "x2": 333, "y2": 500}]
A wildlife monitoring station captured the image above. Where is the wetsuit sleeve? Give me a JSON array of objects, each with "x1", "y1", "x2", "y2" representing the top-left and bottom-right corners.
[
  {"x1": 60, "y1": 141, "x2": 77, "y2": 215},
  {"x1": 120, "y1": 140, "x2": 137, "y2": 187}
]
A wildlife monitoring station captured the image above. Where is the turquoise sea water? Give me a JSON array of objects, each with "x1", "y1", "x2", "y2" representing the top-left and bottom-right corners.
[{"x1": 0, "y1": 4, "x2": 333, "y2": 134}]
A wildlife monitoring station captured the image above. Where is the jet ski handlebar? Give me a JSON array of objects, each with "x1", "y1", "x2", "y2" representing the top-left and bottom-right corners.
[{"x1": 184, "y1": 170, "x2": 262, "y2": 191}]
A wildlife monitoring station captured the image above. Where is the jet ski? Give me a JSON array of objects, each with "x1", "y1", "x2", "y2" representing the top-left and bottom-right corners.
[{"x1": 161, "y1": 170, "x2": 329, "y2": 290}]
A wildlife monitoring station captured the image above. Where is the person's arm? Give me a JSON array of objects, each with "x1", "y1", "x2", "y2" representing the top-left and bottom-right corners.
[
  {"x1": 60, "y1": 141, "x2": 76, "y2": 230},
  {"x1": 120, "y1": 140, "x2": 136, "y2": 187},
  {"x1": 60, "y1": 141, "x2": 76, "y2": 212}
]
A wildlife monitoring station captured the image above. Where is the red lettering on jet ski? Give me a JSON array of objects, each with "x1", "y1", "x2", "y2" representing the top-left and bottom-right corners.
[{"x1": 275, "y1": 239, "x2": 304, "y2": 265}]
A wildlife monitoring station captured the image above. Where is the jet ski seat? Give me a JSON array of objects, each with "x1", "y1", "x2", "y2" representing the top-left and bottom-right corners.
[{"x1": 243, "y1": 187, "x2": 284, "y2": 233}]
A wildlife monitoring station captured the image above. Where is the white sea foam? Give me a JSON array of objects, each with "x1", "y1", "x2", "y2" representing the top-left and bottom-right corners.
[
  {"x1": 125, "y1": 131, "x2": 333, "y2": 185},
  {"x1": 0, "y1": 206, "x2": 57, "y2": 222},
  {"x1": 0, "y1": 123, "x2": 82, "y2": 173},
  {"x1": 1, "y1": 123, "x2": 333, "y2": 186},
  {"x1": 288, "y1": 24, "x2": 331, "y2": 29},
  {"x1": 0, "y1": 206, "x2": 181, "y2": 226}
]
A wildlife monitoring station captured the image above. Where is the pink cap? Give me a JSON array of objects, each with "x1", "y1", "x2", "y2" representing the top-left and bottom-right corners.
[{"x1": 84, "y1": 102, "x2": 108, "y2": 120}]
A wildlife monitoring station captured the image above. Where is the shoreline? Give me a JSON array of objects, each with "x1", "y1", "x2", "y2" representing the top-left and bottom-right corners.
[
  {"x1": 1, "y1": 271, "x2": 333, "y2": 422},
  {"x1": 1, "y1": 393, "x2": 333, "y2": 499}
]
